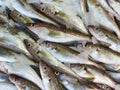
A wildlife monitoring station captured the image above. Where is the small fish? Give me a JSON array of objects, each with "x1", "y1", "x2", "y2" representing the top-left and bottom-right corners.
[
  {"x1": 33, "y1": 2, "x2": 89, "y2": 35},
  {"x1": 0, "y1": 47, "x2": 35, "y2": 66},
  {"x1": 40, "y1": 61, "x2": 63, "y2": 90},
  {"x1": 86, "y1": 0, "x2": 120, "y2": 39},
  {"x1": 8, "y1": 9, "x2": 35, "y2": 25},
  {"x1": 41, "y1": 41, "x2": 97, "y2": 65},
  {"x1": 0, "y1": 62, "x2": 44, "y2": 90},
  {"x1": 26, "y1": 21, "x2": 91, "y2": 44},
  {"x1": 3, "y1": 0, "x2": 58, "y2": 26},
  {"x1": 9, "y1": 75, "x2": 40, "y2": 90},
  {"x1": 88, "y1": 26, "x2": 120, "y2": 53},
  {"x1": 82, "y1": 44, "x2": 120, "y2": 65},
  {"x1": 70, "y1": 64, "x2": 120, "y2": 90},
  {"x1": 59, "y1": 73, "x2": 102, "y2": 90},
  {"x1": 23, "y1": 39, "x2": 89, "y2": 84},
  {"x1": 0, "y1": 81, "x2": 18, "y2": 90},
  {"x1": 0, "y1": 25, "x2": 37, "y2": 58}
]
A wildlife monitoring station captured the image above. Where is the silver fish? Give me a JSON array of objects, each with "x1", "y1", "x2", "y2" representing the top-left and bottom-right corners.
[{"x1": 0, "y1": 62, "x2": 44, "y2": 90}]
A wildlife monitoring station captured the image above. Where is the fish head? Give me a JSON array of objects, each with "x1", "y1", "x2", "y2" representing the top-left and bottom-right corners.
[
  {"x1": 88, "y1": 26, "x2": 105, "y2": 38},
  {"x1": 39, "y1": 61, "x2": 51, "y2": 77},
  {"x1": 23, "y1": 39, "x2": 40, "y2": 59},
  {"x1": 9, "y1": 75, "x2": 20, "y2": 84}
]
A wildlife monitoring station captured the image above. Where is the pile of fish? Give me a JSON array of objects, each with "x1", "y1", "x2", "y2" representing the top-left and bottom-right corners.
[{"x1": 0, "y1": 0, "x2": 120, "y2": 90}]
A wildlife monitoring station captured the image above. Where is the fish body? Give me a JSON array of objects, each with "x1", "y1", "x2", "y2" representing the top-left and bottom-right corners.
[
  {"x1": 0, "y1": 62, "x2": 44, "y2": 90},
  {"x1": 9, "y1": 75, "x2": 40, "y2": 90},
  {"x1": 40, "y1": 61, "x2": 63, "y2": 90},
  {"x1": 0, "y1": 47, "x2": 35, "y2": 65},
  {"x1": 88, "y1": 26, "x2": 120, "y2": 53},
  {"x1": 41, "y1": 41, "x2": 97, "y2": 65},
  {"x1": 26, "y1": 22, "x2": 91, "y2": 44},
  {"x1": 33, "y1": 2, "x2": 89, "y2": 35},
  {"x1": 86, "y1": 0, "x2": 120, "y2": 39},
  {"x1": 83, "y1": 44, "x2": 120, "y2": 65},
  {"x1": 70, "y1": 64, "x2": 120, "y2": 90},
  {"x1": 3, "y1": 0, "x2": 58, "y2": 25},
  {"x1": 9, "y1": 10, "x2": 35, "y2": 25}
]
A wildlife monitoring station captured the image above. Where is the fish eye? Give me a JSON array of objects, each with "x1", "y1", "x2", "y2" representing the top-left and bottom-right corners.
[
  {"x1": 55, "y1": 71, "x2": 59, "y2": 75},
  {"x1": 48, "y1": 78, "x2": 51, "y2": 81},
  {"x1": 43, "y1": 66, "x2": 47, "y2": 70},
  {"x1": 27, "y1": 43, "x2": 31, "y2": 47},
  {"x1": 31, "y1": 23, "x2": 35, "y2": 27},
  {"x1": 36, "y1": 50, "x2": 40, "y2": 54},
  {"x1": 41, "y1": 8, "x2": 46, "y2": 12}
]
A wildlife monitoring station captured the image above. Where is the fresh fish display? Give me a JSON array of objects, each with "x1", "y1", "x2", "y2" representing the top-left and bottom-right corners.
[{"x1": 0, "y1": 0, "x2": 120, "y2": 90}]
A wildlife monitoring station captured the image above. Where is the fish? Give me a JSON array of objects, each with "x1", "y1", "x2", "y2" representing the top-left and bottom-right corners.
[
  {"x1": 59, "y1": 73, "x2": 102, "y2": 90},
  {"x1": 9, "y1": 75, "x2": 40, "y2": 90},
  {"x1": 70, "y1": 64, "x2": 120, "y2": 90},
  {"x1": 81, "y1": 43, "x2": 120, "y2": 65},
  {"x1": 107, "y1": 0, "x2": 120, "y2": 17},
  {"x1": 0, "y1": 47, "x2": 35, "y2": 66},
  {"x1": 33, "y1": 2, "x2": 89, "y2": 35},
  {"x1": 26, "y1": 21, "x2": 91, "y2": 44},
  {"x1": 23, "y1": 39, "x2": 91, "y2": 84},
  {"x1": 40, "y1": 41, "x2": 98, "y2": 65},
  {"x1": 0, "y1": 25, "x2": 37, "y2": 58},
  {"x1": 8, "y1": 9, "x2": 35, "y2": 25},
  {"x1": 2, "y1": 0, "x2": 58, "y2": 26},
  {"x1": 107, "y1": 71, "x2": 120, "y2": 83},
  {"x1": 0, "y1": 81, "x2": 18, "y2": 90},
  {"x1": 88, "y1": 26, "x2": 120, "y2": 53},
  {"x1": 0, "y1": 61, "x2": 44, "y2": 90},
  {"x1": 39, "y1": 61, "x2": 63, "y2": 90},
  {"x1": 86, "y1": 0, "x2": 120, "y2": 39}
]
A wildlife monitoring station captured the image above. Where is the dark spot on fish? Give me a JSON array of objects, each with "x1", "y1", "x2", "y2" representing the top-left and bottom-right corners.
[
  {"x1": 31, "y1": 23, "x2": 35, "y2": 27},
  {"x1": 36, "y1": 50, "x2": 40, "y2": 54},
  {"x1": 96, "y1": 48, "x2": 100, "y2": 51},
  {"x1": 27, "y1": 43, "x2": 31, "y2": 47},
  {"x1": 43, "y1": 66, "x2": 47, "y2": 70},
  {"x1": 48, "y1": 78, "x2": 51, "y2": 81}
]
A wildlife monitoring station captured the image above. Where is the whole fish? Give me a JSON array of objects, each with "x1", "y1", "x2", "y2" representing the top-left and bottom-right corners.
[
  {"x1": 70, "y1": 64, "x2": 120, "y2": 90},
  {"x1": 2, "y1": 0, "x2": 58, "y2": 26},
  {"x1": 88, "y1": 26, "x2": 120, "y2": 53},
  {"x1": 107, "y1": 0, "x2": 120, "y2": 17},
  {"x1": 23, "y1": 39, "x2": 91, "y2": 84},
  {"x1": 33, "y1": 2, "x2": 89, "y2": 35},
  {"x1": 0, "y1": 62, "x2": 44, "y2": 90},
  {"x1": 0, "y1": 25, "x2": 38, "y2": 58},
  {"x1": 9, "y1": 75, "x2": 40, "y2": 90},
  {"x1": 41, "y1": 41, "x2": 98, "y2": 65},
  {"x1": 26, "y1": 21, "x2": 91, "y2": 44},
  {"x1": 8, "y1": 9, "x2": 35, "y2": 25},
  {"x1": 81, "y1": 44, "x2": 120, "y2": 65},
  {"x1": 86, "y1": 0, "x2": 120, "y2": 39},
  {"x1": 0, "y1": 81, "x2": 18, "y2": 90},
  {"x1": 40, "y1": 61, "x2": 63, "y2": 90}
]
